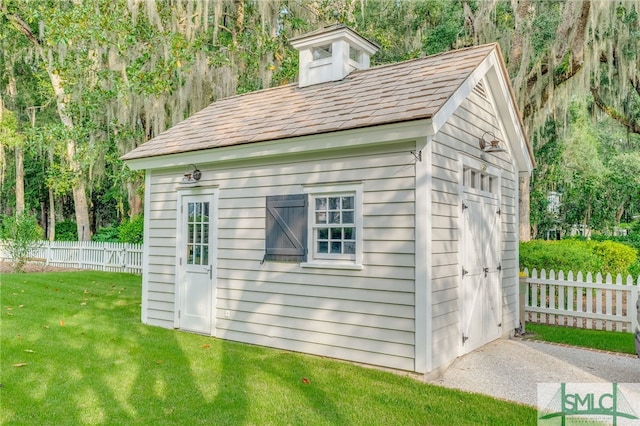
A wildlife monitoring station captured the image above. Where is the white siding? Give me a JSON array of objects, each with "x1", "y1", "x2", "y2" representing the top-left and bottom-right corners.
[
  {"x1": 144, "y1": 142, "x2": 417, "y2": 371},
  {"x1": 429, "y1": 81, "x2": 520, "y2": 371}
]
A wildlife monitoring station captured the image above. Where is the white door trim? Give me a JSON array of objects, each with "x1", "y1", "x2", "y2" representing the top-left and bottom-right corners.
[
  {"x1": 458, "y1": 155, "x2": 502, "y2": 355},
  {"x1": 175, "y1": 187, "x2": 219, "y2": 335}
]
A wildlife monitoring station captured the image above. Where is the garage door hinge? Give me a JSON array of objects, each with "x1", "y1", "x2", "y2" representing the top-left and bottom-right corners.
[
  {"x1": 497, "y1": 263, "x2": 502, "y2": 271},
  {"x1": 462, "y1": 201, "x2": 468, "y2": 211},
  {"x1": 462, "y1": 334, "x2": 469, "y2": 344},
  {"x1": 462, "y1": 267, "x2": 468, "y2": 277},
  {"x1": 496, "y1": 208, "x2": 501, "y2": 215}
]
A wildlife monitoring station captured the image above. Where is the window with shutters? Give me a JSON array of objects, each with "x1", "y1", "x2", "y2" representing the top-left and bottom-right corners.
[
  {"x1": 264, "y1": 194, "x2": 308, "y2": 262},
  {"x1": 303, "y1": 183, "x2": 364, "y2": 269}
]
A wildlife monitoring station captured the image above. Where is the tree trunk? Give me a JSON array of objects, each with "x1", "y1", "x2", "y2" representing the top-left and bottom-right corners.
[
  {"x1": 127, "y1": 180, "x2": 143, "y2": 217},
  {"x1": 519, "y1": 176, "x2": 531, "y2": 241},
  {"x1": 14, "y1": 145, "x2": 24, "y2": 214},
  {"x1": 46, "y1": 144, "x2": 55, "y2": 240},
  {"x1": 0, "y1": 95, "x2": 5, "y2": 216},
  {"x1": 2, "y1": 7, "x2": 92, "y2": 240},
  {"x1": 48, "y1": 187, "x2": 56, "y2": 241}
]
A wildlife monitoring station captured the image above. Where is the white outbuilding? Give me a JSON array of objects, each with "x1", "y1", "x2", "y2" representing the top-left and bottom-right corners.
[{"x1": 122, "y1": 24, "x2": 534, "y2": 378}]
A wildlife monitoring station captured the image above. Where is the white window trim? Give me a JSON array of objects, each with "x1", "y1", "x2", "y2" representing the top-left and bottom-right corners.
[{"x1": 301, "y1": 182, "x2": 364, "y2": 270}]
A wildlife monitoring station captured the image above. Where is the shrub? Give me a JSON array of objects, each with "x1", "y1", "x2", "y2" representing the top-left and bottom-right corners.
[
  {"x1": 118, "y1": 215, "x2": 143, "y2": 244},
  {"x1": 589, "y1": 240, "x2": 637, "y2": 276},
  {"x1": 520, "y1": 239, "x2": 638, "y2": 276},
  {"x1": 55, "y1": 220, "x2": 77, "y2": 241},
  {"x1": 0, "y1": 212, "x2": 44, "y2": 272},
  {"x1": 92, "y1": 225, "x2": 120, "y2": 242}
]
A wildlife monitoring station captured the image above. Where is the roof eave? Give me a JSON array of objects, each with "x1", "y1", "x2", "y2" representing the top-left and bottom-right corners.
[{"x1": 123, "y1": 119, "x2": 433, "y2": 171}]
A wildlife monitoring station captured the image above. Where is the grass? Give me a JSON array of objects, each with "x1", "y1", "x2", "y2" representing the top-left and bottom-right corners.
[
  {"x1": 525, "y1": 323, "x2": 637, "y2": 355},
  {"x1": 1, "y1": 271, "x2": 537, "y2": 425}
]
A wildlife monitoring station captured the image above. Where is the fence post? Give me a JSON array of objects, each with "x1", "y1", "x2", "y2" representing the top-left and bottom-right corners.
[
  {"x1": 634, "y1": 278, "x2": 639, "y2": 357},
  {"x1": 519, "y1": 270, "x2": 527, "y2": 333},
  {"x1": 633, "y1": 278, "x2": 639, "y2": 337}
]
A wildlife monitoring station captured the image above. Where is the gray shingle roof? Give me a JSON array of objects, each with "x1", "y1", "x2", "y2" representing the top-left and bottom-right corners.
[{"x1": 121, "y1": 43, "x2": 497, "y2": 161}]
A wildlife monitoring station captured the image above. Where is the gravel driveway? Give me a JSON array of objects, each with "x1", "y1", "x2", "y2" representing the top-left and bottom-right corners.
[{"x1": 432, "y1": 338, "x2": 640, "y2": 407}]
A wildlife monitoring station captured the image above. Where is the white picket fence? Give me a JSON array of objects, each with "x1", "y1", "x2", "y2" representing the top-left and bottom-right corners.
[
  {"x1": 523, "y1": 268, "x2": 639, "y2": 333},
  {"x1": 0, "y1": 241, "x2": 143, "y2": 274}
]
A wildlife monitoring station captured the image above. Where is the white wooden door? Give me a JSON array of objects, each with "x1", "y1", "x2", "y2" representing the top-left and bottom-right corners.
[
  {"x1": 460, "y1": 180, "x2": 502, "y2": 354},
  {"x1": 177, "y1": 194, "x2": 216, "y2": 335}
]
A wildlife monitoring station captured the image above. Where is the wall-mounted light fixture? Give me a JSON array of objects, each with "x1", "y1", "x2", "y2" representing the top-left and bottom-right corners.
[
  {"x1": 182, "y1": 164, "x2": 202, "y2": 184},
  {"x1": 479, "y1": 131, "x2": 506, "y2": 153}
]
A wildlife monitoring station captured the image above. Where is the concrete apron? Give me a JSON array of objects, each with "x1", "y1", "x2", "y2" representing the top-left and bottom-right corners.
[{"x1": 432, "y1": 337, "x2": 640, "y2": 407}]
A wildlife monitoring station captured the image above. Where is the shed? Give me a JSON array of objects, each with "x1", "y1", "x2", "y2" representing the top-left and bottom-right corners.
[{"x1": 122, "y1": 25, "x2": 534, "y2": 378}]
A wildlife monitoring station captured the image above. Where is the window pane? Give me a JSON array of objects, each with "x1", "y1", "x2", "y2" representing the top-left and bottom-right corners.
[
  {"x1": 329, "y1": 211, "x2": 341, "y2": 224},
  {"x1": 342, "y1": 196, "x2": 354, "y2": 209},
  {"x1": 203, "y1": 202, "x2": 210, "y2": 221},
  {"x1": 316, "y1": 212, "x2": 327, "y2": 224},
  {"x1": 318, "y1": 228, "x2": 328, "y2": 239},
  {"x1": 195, "y1": 203, "x2": 201, "y2": 221},
  {"x1": 194, "y1": 246, "x2": 201, "y2": 264},
  {"x1": 188, "y1": 203, "x2": 195, "y2": 222},
  {"x1": 330, "y1": 228, "x2": 342, "y2": 239},
  {"x1": 187, "y1": 245, "x2": 194, "y2": 264},
  {"x1": 316, "y1": 197, "x2": 327, "y2": 210},
  {"x1": 195, "y1": 224, "x2": 202, "y2": 244},
  {"x1": 329, "y1": 197, "x2": 340, "y2": 210},
  {"x1": 202, "y1": 246, "x2": 209, "y2": 265},
  {"x1": 330, "y1": 241, "x2": 342, "y2": 253},
  {"x1": 188, "y1": 224, "x2": 194, "y2": 243},
  {"x1": 318, "y1": 241, "x2": 328, "y2": 253},
  {"x1": 344, "y1": 242, "x2": 355, "y2": 254},
  {"x1": 342, "y1": 211, "x2": 354, "y2": 224},
  {"x1": 343, "y1": 227, "x2": 354, "y2": 240},
  {"x1": 313, "y1": 44, "x2": 332, "y2": 60},
  {"x1": 203, "y1": 224, "x2": 209, "y2": 243},
  {"x1": 349, "y1": 47, "x2": 360, "y2": 62}
]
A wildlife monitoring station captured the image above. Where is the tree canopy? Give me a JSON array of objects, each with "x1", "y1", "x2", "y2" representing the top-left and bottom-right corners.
[{"x1": 1, "y1": 0, "x2": 639, "y2": 240}]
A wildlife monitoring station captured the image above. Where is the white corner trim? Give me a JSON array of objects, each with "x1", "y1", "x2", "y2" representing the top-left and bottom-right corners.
[
  {"x1": 140, "y1": 171, "x2": 152, "y2": 324},
  {"x1": 414, "y1": 136, "x2": 432, "y2": 374}
]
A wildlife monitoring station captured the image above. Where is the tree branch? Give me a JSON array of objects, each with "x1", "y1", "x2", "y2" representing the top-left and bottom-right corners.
[
  {"x1": 591, "y1": 86, "x2": 640, "y2": 135},
  {"x1": 0, "y1": 4, "x2": 41, "y2": 47}
]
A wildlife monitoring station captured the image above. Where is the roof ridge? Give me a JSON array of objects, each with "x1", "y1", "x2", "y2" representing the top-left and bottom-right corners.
[
  {"x1": 216, "y1": 43, "x2": 498, "y2": 102},
  {"x1": 350, "y1": 42, "x2": 497, "y2": 75}
]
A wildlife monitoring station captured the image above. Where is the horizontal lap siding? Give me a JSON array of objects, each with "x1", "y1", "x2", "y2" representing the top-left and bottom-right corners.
[
  {"x1": 215, "y1": 145, "x2": 416, "y2": 371},
  {"x1": 430, "y1": 85, "x2": 520, "y2": 370},
  {"x1": 142, "y1": 143, "x2": 417, "y2": 371},
  {"x1": 145, "y1": 169, "x2": 180, "y2": 328}
]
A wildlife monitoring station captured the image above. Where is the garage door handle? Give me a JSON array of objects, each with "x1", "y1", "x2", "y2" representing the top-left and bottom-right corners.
[{"x1": 483, "y1": 267, "x2": 489, "y2": 277}]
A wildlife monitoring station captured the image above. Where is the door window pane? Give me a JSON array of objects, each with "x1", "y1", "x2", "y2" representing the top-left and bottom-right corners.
[{"x1": 186, "y1": 201, "x2": 211, "y2": 265}]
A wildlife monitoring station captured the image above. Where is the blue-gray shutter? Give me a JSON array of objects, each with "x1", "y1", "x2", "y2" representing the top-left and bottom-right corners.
[{"x1": 264, "y1": 194, "x2": 308, "y2": 262}]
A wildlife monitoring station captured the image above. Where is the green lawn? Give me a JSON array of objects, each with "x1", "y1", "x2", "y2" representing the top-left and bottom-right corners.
[
  {"x1": 1, "y1": 271, "x2": 536, "y2": 425},
  {"x1": 525, "y1": 323, "x2": 636, "y2": 355}
]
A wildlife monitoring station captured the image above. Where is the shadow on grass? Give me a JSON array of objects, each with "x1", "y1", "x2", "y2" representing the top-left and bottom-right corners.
[{"x1": 0, "y1": 272, "x2": 247, "y2": 425}]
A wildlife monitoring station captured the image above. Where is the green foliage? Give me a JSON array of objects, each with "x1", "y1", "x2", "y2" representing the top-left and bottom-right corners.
[
  {"x1": 0, "y1": 212, "x2": 44, "y2": 272},
  {"x1": 590, "y1": 240, "x2": 638, "y2": 276},
  {"x1": 520, "y1": 240, "x2": 602, "y2": 274},
  {"x1": 55, "y1": 220, "x2": 78, "y2": 241},
  {"x1": 91, "y1": 225, "x2": 120, "y2": 242},
  {"x1": 520, "y1": 239, "x2": 638, "y2": 276},
  {"x1": 118, "y1": 215, "x2": 143, "y2": 244}
]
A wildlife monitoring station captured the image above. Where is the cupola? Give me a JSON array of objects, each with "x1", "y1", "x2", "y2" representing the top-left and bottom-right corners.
[{"x1": 290, "y1": 24, "x2": 379, "y2": 88}]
